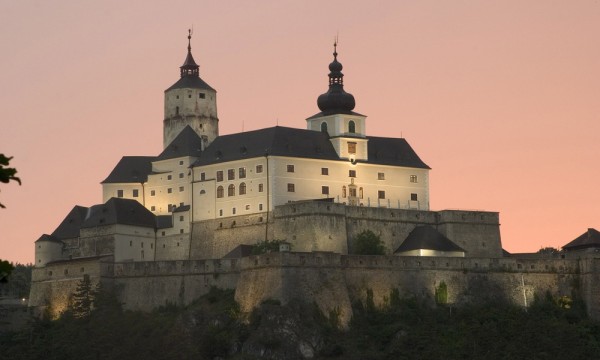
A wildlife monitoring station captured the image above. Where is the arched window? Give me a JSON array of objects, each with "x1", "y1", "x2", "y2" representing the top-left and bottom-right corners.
[
  {"x1": 228, "y1": 184, "x2": 235, "y2": 197},
  {"x1": 359, "y1": 187, "x2": 364, "y2": 199},
  {"x1": 348, "y1": 120, "x2": 356, "y2": 133},
  {"x1": 216, "y1": 186, "x2": 224, "y2": 198},
  {"x1": 175, "y1": 106, "x2": 180, "y2": 116},
  {"x1": 239, "y1": 182, "x2": 247, "y2": 195},
  {"x1": 342, "y1": 186, "x2": 347, "y2": 198},
  {"x1": 321, "y1": 122, "x2": 328, "y2": 133}
]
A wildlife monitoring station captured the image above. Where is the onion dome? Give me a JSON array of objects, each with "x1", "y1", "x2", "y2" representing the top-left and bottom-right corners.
[{"x1": 317, "y1": 42, "x2": 356, "y2": 115}]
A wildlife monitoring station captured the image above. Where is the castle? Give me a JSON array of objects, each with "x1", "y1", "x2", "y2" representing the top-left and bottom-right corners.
[{"x1": 29, "y1": 33, "x2": 600, "y2": 323}]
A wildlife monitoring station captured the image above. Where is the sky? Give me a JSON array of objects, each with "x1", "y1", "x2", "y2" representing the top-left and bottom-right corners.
[{"x1": 1, "y1": 1, "x2": 599, "y2": 264}]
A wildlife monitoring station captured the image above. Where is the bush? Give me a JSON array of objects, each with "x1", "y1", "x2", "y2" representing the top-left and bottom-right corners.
[{"x1": 352, "y1": 230, "x2": 386, "y2": 255}]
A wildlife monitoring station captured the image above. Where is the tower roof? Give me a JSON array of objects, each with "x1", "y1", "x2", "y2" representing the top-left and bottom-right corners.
[
  {"x1": 51, "y1": 205, "x2": 89, "y2": 239},
  {"x1": 563, "y1": 228, "x2": 600, "y2": 251},
  {"x1": 312, "y1": 41, "x2": 358, "y2": 117},
  {"x1": 165, "y1": 30, "x2": 215, "y2": 92},
  {"x1": 157, "y1": 126, "x2": 204, "y2": 160}
]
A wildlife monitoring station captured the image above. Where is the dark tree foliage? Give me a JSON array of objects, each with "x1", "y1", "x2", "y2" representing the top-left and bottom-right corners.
[
  {"x1": 0, "y1": 154, "x2": 21, "y2": 209},
  {"x1": 70, "y1": 276, "x2": 95, "y2": 319},
  {"x1": 0, "y1": 259, "x2": 14, "y2": 283},
  {"x1": 252, "y1": 239, "x2": 289, "y2": 255},
  {"x1": 0, "y1": 262, "x2": 32, "y2": 297},
  {"x1": 352, "y1": 230, "x2": 386, "y2": 255}
]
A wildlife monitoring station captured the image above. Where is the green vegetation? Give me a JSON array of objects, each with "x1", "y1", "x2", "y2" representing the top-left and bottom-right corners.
[
  {"x1": 0, "y1": 154, "x2": 21, "y2": 208},
  {"x1": 435, "y1": 281, "x2": 448, "y2": 305},
  {"x1": 252, "y1": 239, "x2": 289, "y2": 255},
  {"x1": 352, "y1": 230, "x2": 386, "y2": 255},
  {"x1": 1, "y1": 288, "x2": 600, "y2": 359},
  {"x1": 0, "y1": 262, "x2": 32, "y2": 297}
]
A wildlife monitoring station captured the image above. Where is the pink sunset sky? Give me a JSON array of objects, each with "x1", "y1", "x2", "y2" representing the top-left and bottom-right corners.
[{"x1": 1, "y1": 1, "x2": 599, "y2": 264}]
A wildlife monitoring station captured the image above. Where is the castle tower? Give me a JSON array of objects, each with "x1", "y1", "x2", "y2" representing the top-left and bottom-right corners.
[
  {"x1": 163, "y1": 30, "x2": 219, "y2": 149},
  {"x1": 306, "y1": 42, "x2": 368, "y2": 162}
]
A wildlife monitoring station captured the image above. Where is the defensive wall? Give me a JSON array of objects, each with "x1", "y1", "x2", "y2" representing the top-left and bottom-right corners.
[
  {"x1": 30, "y1": 252, "x2": 600, "y2": 324},
  {"x1": 189, "y1": 202, "x2": 502, "y2": 259}
]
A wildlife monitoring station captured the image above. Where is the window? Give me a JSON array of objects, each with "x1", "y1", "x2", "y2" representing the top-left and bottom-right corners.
[
  {"x1": 175, "y1": 106, "x2": 179, "y2": 115},
  {"x1": 321, "y1": 122, "x2": 328, "y2": 133},
  {"x1": 179, "y1": 160, "x2": 184, "y2": 165},
  {"x1": 342, "y1": 186, "x2": 347, "y2": 198},
  {"x1": 321, "y1": 167, "x2": 328, "y2": 175},
  {"x1": 176, "y1": 95, "x2": 179, "y2": 99},
  {"x1": 132, "y1": 189, "x2": 139, "y2": 197},
  {"x1": 162, "y1": 231, "x2": 165, "y2": 236},
  {"x1": 199, "y1": 190, "x2": 206, "y2": 194},
  {"x1": 287, "y1": 164, "x2": 295, "y2": 173},
  {"x1": 179, "y1": 216, "x2": 184, "y2": 221},
  {"x1": 322, "y1": 186, "x2": 329, "y2": 195},
  {"x1": 179, "y1": 186, "x2": 184, "y2": 192},
  {"x1": 151, "y1": 206, "x2": 156, "y2": 211},
  {"x1": 180, "y1": 229, "x2": 184, "y2": 234},
  {"x1": 199, "y1": 93, "x2": 205, "y2": 99},
  {"x1": 349, "y1": 187, "x2": 357, "y2": 197},
  {"x1": 239, "y1": 167, "x2": 246, "y2": 178},
  {"x1": 188, "y1": 94, "x2": 192, "y2": 98},
  {"x1": 216, "y1": 171, "x2": 223, "y2": 182},
  {"x1": 232, "y1": 207, "x2": 236, "y2": 215},
  {"x1": 378, "y1": 191, "x2": 386, "y2": 199},
  {"x1": 287, "y1": 183, "x2": 295, "y2": 192},
  {"x1": 228, "y1": 169, "x2": 235, "y2": 180},
  {"x1": 411, "y1": 193, "x2": 418, "y2": 201},
  {"x1": 117, "y1": 190, "x2": 123, "y2": 198},
  {"x1": 200, "y1": 172, "x2": 206, "y2": 181},
  {"x1": 348, "y1": 142, "x2": 357, "y2": 154},
  {"x1": 217, "y1": 186, "x2": 224, "y2": 198},
  {"x1": 228, "y1": 184, "x2": 235, "y2": 196},
  {"x1": 259, "y1": 204, "x2": 263, "y2": 211},
  {"x1": 258, "y1": 183, "x2": 264, "y2": 192},
  {"x1": 378, "y1": 172, "x2": 385, "y2": 180},
  {"x1": 151, "y1": 190, "x2": 156, "y2": 196},
  {"x1": 348, "y1": 120, "x2": 356, "y2": 133},
  {"x1": 130, "y1": 240, "x2": 132, "y2": 247},
  {"x1": 239, "y1": 182, "x2": 247, "y2": 195},
  {"x1": 359, "y1": 187, "x2": 364, "y2": 199},
  {"x1": 410, "y1": 175, "x2": 418, "y2": 183},
  {"x1": 219, "y1": 209, "x2": 223, "y2": 216},
  {"x1": 167, "y1": 188, "x2": 172, "y2": 194},
  {"x1": 167, "y1": 175, "x2": 172, "y2": 180},
  {"x1": 349, "y1": 170, "x2": 356, "y2": 178},
  {"x1": 256, "y1": 164, "x2": 263, "y2": 173},
  {"x1": 179, "y1": 173, "x2": 184, "y2": 178},
  {"x1": 245, "y1": 204, "x2": 250, "y2": 210},
  {"x1": 168, "y1": 204, "x2": 173, "y2": 212}
]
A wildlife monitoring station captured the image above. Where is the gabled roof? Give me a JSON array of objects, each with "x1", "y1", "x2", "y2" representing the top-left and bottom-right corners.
[
  {"x1": 173, "y1": 205, "x2": 191, "y2": 213},
  {"x1": 101, "y1": 156, "x2": 155, "y2": 184},
  {"x1": 35, "y1": 234, "x2": 62, "y2": 244},
  {"x1": 563, "y1": 228, "x2": 600, "y2": 251},
  {"x1": 157, "y1": 126, "x2": 203, "y2": 160},
  {"x1": 192, "y1": 126, "x2": 340, "y2": 166},
  {"x1": 81, "y1": 198, "x2": 156, "y2": 229},
  {"x1": 366, "y1": 136, "x2": 430, "y2": 169},
  {"x1": 395, "y1": 226, "x2": 465, "y2": 253},
  {"x1": 165, "y1": 76, "x2": 215, "y2": 92},
  {"x1": 51, "y1": 205, "x2": 89, "y2": 239}
]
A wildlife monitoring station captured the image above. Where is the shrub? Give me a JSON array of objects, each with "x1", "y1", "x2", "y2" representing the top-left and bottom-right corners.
[{"x1": 352, "y1": 230, "x2": 385, "y2": 255}]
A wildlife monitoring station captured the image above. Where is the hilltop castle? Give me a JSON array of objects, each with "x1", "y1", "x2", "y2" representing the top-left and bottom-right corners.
[{"x1": 29, "y1": 34, "x2": 600, "y2": 323}]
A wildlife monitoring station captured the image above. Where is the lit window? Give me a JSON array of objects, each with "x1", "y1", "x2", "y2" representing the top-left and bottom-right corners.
[
  {"x1": 378, "y1": 191, "x2": 386, "y2": 199},
  {"x1": 132, "y1": 189, "x2": 139, "y2": 197},
  {"x1": 228, "y1": 169, "x2": 235, "y2": 180},
  {"x1": 216, "y1": 171, "x2": 223, "y2": 182},
  {"x1": 348, "y1": 120, "x2": 356, "y2": 133},
  {"x1": 256, "y1": 165, "x2": 263, "y2": 173},
  {"x1": 258, "y1": 183, "x2": 264, "y2": 192},
  {"x1": 151, "y1": 190, "x2": 156, "y2": 196},
  {"x1": 239, "y1": 182, "x2": 247, "y2": 195},
  {"x1": 228, "y1": 184, "x2": 235, "y2": 196},
  {"x1": 287, "y1": 183, "x2": 295, "y2": 192},
  {"x1": 321, "y1": 168, "x2": 328, "y2": 175},
  {"x1": 411, "y1": 193, "x2": 418, "y2": 201},
  {"x1": 322, "y1": 186, "x2": 329, "y2": 195},
  {"x1": 217, "y1": 186, "x2": 224, "y2": 198},
  {"x1": 168, "y1": 188, "x2": 172, "y2": 194},
  {"x1": 378, "y1": 172, "x2": 385, "y2": 180},
  {"x1": 349, "y1": 170, "x2": 356, "y2": 178},
  {"x1": 287, "y1": 165, "x2": 295, "y2": 173},
  {"x1": 117, "y1": 190, "x2": 124, "y2": 198},
  {"x1": 200, "y1": 172, "x2": 206, "y2": 181},
  {"x1": 239, "y1": 167, "x2": 246, "y2": 179},
  {"x1": 410, "y1": 175, "x2": 418, "y2": 183},
  {"x1": 348, "y1": 142, "x2": 357, "y2": 154}
]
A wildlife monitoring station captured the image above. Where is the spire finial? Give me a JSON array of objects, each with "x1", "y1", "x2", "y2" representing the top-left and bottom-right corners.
[
  {"x1": 333, "y1": 34, "x2": 338, "y2": 59},
  {"x1": 187, "y1": 28, "x2": 192, "y2": 53}
]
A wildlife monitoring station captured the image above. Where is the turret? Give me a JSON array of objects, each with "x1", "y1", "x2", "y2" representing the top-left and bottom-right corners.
[{"x1": 164, "y1": 30, "x2": 219, "y2": 149}]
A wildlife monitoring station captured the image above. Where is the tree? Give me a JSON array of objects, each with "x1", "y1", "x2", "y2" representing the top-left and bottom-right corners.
[
  {"x1": 252, "y1": 239, "x2": 289, "y2": 255},
  {"x1": 352, "y1": 230, "x2": 386, "y2": 255},
  {"x1": 0, "y1": 154, "x2": 21, "y2": 208},
  {"x1": 0, "y1": 259, "x2": 14, "y2": 283},
  {"x1": 71, "y1": 275, "x2": 95, "y2": 319}
]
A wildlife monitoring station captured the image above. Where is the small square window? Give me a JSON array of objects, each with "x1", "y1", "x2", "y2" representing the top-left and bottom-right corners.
[
  {"x1": 411, "y1": 193, "x2": 418, "y2": 201},
  {"x1": 349, "y1": 170, "x2": 356, "y2": 178},
  {"x1": 287, "y1": 165, "x2": 295, "y2": 173},
  {"x1": 168, "y1": 188, "x2": 172, "y2": 194},
  {"x1": 167, "y1": 175, "x2": 172, "y2": 180},
  {"x1": 180, "y1": 229, "x2": 184, "y2": 234},
  {"x1": 151, "y1": 206, "x2": 156, "y2": 211},
  {"x1": 256, "y1": 165, "x2": 263, "y2": 173},
  {"x1": 287, "y1": 183, "x2": 295, "y2": 192},
  {"x1": 200, "y1": 172, "x2": 206, "y2": 181},
  {"x1": 133, "y1": 189, "x2": 139, "y2": 197},
  {"x1": 216, "y1": 171, "x2": 223, "y2": 182},
  {"x1": 151, "y1": 190, "x2": 156, "y2": 196},
  {"x1": 179, "y1": 160, "x2": 184, "y2": 165},
  {"x1": 322, "y1": 186, "x2": 329, "y2": 195},
  {"x1": 117, "y1": 190, "x2": 124, "y2": 198},
  {"x1": 176, "y1": 95, "x2": 179, "y2": 99},
  {"x1": 348, "y1": 142, "x2": 357, "y2": 154},
  {"x1": 179, "y1": 216, "x2": 184, "y2": 221},
  {"x1": 378, "y1": 172, "x2": 385, "y2": 180},
  {"x1": 179, "y1": 173, "x2": 184, "y2": 178},
  {"x1": 239, "y1": 167, "x2": 246, "y2": 178},
  {"x1": 258, "y1": 183, "x2": 264, "y2": 192},
  {"x1": 199, "y1": 93, "x2": 205, "y2": 99},
  {"x1": 410, "y1": 175, "x2": 418, "y2": 183},
  {"x1": 161, "y1": 231, "x2": 165, "y2": 236},
  {"x1": 321, "y1": 168, "x2": 328, "y2": 175},
  {"x1": 246, "y1": 204, "x2": 250, "y2": 210},
  {"x1": 228, "y1": 169, "x2": 235, "y2": 180},
  {"x1": 179, "y1": 186, "x2": 184, "y2": 192},
  {"x1": 378, "y1": 191, "x2": 386, "y2": 199}
]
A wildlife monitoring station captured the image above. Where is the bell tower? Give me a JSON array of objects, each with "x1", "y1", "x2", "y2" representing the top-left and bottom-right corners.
[{"x1": 163, "y1": 30, "x2": 219, "y2": 149}]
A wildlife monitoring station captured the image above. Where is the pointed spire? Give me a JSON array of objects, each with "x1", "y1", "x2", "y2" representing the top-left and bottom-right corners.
[
  {"x1": 316, "y1": 41, "x2": 355, "y2": 115},
  {"x1": 180, "y1": 29, "x2": 199, "y2": 78}
]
